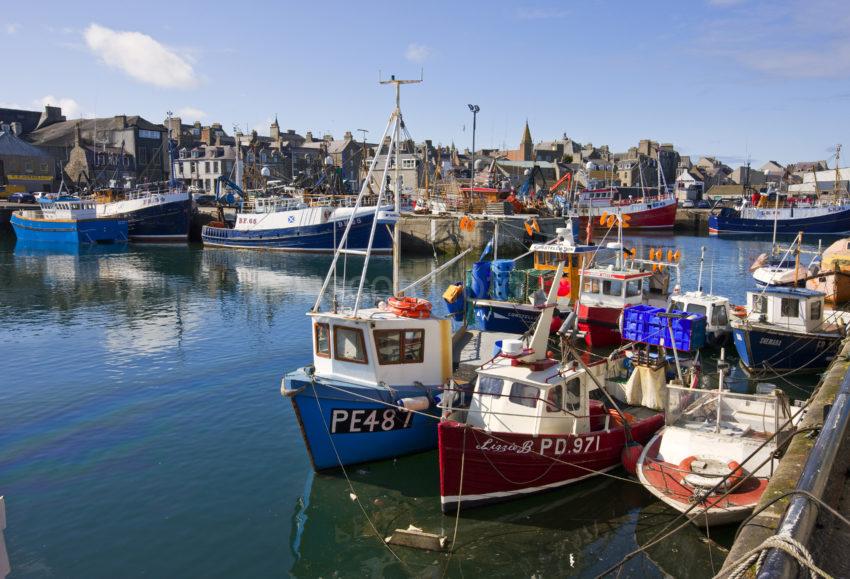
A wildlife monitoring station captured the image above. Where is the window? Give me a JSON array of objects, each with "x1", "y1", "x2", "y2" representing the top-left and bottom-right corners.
[
  {"x1": 565, "y1": 378, "x2": 581, "y2": 411},
  {"x1": 546, "y1": 385, "x2": 563, "y2": 413},
  {"x1": 40, "y1": 161, "x2": 49, "y2": 173},
  {"x1": 509, "y1": 382, "x2": 540, "y2": 408},
  {"x1": 712, "y1": 305, "x2": 728, "y2": 327},
  {"x1": 374, "y1": 329, "x2": 424, "y2": 364},
  {"x1": 811, "y1": 300, "x2": 822, "y2": 320},
  {"x1": 205, "y1": 161, "x2": 210, "y2": 173},
  {"x1": 780, "y1": 297, "x2": 799, "y2": 318},
  {"x1": 138, "y1": 148, "x2": 148, "y2": 164},
  {"x1": 602, "y1": 280, "x2": 623, "y2": 296},
  {"x1": 314, "y1": 323, "x2": 330, "y2": 357},
  {"x1": 214, "y1": 161, "x2": 220, "y2": 173},
  {"x1": 583, "y1": 279, "x2": 600, "y2": 293},
  {"x1": 402, "y1": 158, "x2": 417, "y2": 169},
  {"x1": 626, "y1": 280, "x2": 641, "y2": 297},
  {"x1": 685, "y1": 303, "x2": 707, "y2": 317},
  {"x1": 24, "y1": 160, "x2": 33, "y2": 174},
  {"x1": 138, "y1": 129, "x2": 161, "y2": 140},
  {"x1": 334, "y1": 326, "x2": 368, "y2": 363},
  {"x1": 752, "y1": 294, "x2": 767, "y2": 314},
  {"x1": 478, "y1": 375, "x2": 503, "y2": 398}
]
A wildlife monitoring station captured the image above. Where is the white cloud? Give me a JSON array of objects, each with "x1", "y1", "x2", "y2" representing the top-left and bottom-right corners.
[
  {"x1": 176, "y1": 106, "x2": 207, "y2": 120},
  {"x1": 36, "y1": 95, "x2": 81, "y2": 118},
  {"x1": 405, "y1": 43, "x2": 432, "y2": 63},
  {"x1": 83, "y1": 23, "x2": 199, "y2": 89},
  {"x1": 514, "y1": 6, "x2": 569, "y2": 20},
  {"x1": 5, "y1": 22, "x2": 20, "y2": 35}
]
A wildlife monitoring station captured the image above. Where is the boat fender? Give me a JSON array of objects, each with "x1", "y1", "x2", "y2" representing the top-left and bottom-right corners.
[
  {"x1": 621, "y1": 441, "x2": 643, "y2": 475},
  {"x1": 397, "y1": 396, "x2": 430, "y2": 412}
]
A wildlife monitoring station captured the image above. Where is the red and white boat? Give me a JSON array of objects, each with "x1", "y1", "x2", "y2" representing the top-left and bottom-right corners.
[
  {"x1": 577, "y1": 266, "x2": 653, "y2": 348},
  {"x1": 438, "y1": 263, "x2": 665, "y2": 511},
  {"x1": 574, "y1": 188, "x2": 677, "y2": 230},
  {"x1": 636, "y1": 381, "x2": 797, "y2": 526}
]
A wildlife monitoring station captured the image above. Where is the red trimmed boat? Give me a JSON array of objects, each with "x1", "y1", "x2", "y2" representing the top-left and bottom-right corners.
[
  {"x1": 636, "y1": 383, "x2": 797, "y2": 526},
  {"x1": 575, "y1": 188, "x2": 677, "y2": 230},
  {"x1": 577, "y1": 267, "x2": 653, "y2": 348},
  {"x1": 438, "y1": 263, "x2": 665, "y2": 512}
]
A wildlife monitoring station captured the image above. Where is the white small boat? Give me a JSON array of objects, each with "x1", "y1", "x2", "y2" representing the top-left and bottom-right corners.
[{"x1": 637, "y1": 358, "x2": 798, "y2": 526}]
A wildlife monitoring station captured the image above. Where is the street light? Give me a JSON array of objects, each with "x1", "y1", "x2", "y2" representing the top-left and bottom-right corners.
[{"x1": 468, "y1": 104, "x2": 480, "y2": 185}]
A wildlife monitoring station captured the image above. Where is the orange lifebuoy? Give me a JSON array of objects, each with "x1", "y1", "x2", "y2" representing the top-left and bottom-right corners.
[
  {"x1": 387, "y1": 296, "x2": 432, "y2": 319},
  {"x1": 459, "y1": 215, "x2": 476, "y2": 232},
  {"x1": 607, "y1": 408, "x2": 635, "y2": 427},
  {"x1": 679, "y1": 455, "x2": 698, "y2": 472},
  {"x1": 727, "y1": 461, "x2": 745, "y2": 488},
  {"x1": 732, "y1": 305, "x2": 747, "y2": 318}
]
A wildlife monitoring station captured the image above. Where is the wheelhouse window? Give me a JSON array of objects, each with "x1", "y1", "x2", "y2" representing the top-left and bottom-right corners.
[
  {"x1": 333, "y1": 326, "x2": 367, "y2": 364},
  {"x1": 583, "y1": 278, "x2": 600, "y2": 294},
  {"x1": 752, "y1": 294, "x2": 767, "y2": 314},
  {"x1": 314, "y1": 323, "x2": 330, "y2": 358},
  {"x1": 478, "y1": 375, "x2": 503, "y2": 398},
  {"x1": 712, "y1": 305, "x2": 728, "y2": 326},
  {"x1": 602, "y1": 279, "x2": 623, "y2": 296},
  {"x1": 810, "y1": 300, "x2": 822, "y2": 320},
  {"x1": 780, "y1": 297, "x2": 799, "y2": 318},
  {"x1": 626, "y1": 280, "x2": 641, "y2": 297},
  {"x1": 565, "y1": 378, "x2": 581, "y2": 411},
  {"x1": 509, "y1": 382, "x2": 540, "y2": 408},
  {"x1": 546, "y1": 385, "x2": 563, "y2": 413},
  {"x1": 374, "y1": 329, "x2": 424, "y2": 364},
  {"x1": 685, "y1": 303, "x2": 707, "y2": 317}
]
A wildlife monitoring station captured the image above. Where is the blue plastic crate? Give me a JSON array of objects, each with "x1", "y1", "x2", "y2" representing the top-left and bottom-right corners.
[{"x1": 623, "y1": 306, "x2": 706, "y2": 351}]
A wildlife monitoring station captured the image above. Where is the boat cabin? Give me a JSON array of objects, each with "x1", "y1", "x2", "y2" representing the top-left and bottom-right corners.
[
  {"x1": 580, "y1": 266, "x2": 652, "y2": 309},
  {"x1": 465, "y1": 357, "x2": 613, "y2": 437},
  {"x1": 531, "y1": 238, "x2": 604, "y2": 303},
  {"x1": 309, "y1": 308, "x2": 452, "y2": 387},
  {"x1": 672, "y1": 291, "x2": 731, "y2": 338},
  {"x1": 745, "y1": 287, "x2": 826, "y2": 332},
  {"x1": 39, "y1": 197, "x2": 96, "y2": 220}
]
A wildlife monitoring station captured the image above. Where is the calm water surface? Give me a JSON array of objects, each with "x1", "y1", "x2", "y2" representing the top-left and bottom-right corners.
[{"x1": 0, "y1": 229, "x2": 816, "y2": 577}]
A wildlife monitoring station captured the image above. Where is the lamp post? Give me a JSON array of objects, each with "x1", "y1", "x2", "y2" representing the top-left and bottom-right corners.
[{"x1": 467, "y1": 104, "x2": 479, "y2": 185}]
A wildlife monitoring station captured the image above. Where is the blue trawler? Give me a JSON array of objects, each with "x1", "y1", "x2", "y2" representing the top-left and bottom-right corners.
[
  {"x1": 11, "y1": 196, "x2": 128, "y2": 244},
  {"x1": 709, "y1": 198, "x2": 850, "y2": 237},
  {"x1": 731, "y1": 287, "x2": 844, "y2": 373},
  {"x1": 281, "y1": 77, "x2": 456, "y2": 470}
]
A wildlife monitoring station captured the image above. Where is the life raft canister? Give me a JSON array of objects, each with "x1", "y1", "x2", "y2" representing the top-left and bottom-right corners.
[{"x1": 387, "y1": 296, "x2": 432, "y2": 319}]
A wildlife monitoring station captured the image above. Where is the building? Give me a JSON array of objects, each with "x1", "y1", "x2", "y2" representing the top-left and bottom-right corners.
[
  {"x1": 0, "y1": 105, "x2": 65, "y2": 137},
  {"x1": 0, "y1": 129, "x2": 54, "y2": 193},
  {"x1": 505, "y1": 122, "x2": 534, "y2": 162},
  {"x1": 760, "y1": 160, "x2": 785, "y2": 183},
  {"x1": 675, "y1": 168, "x2": 704, "y2": 201},
  {"x1": 172, "y1": 144, "x2": 237, "y2": 193},
  {"x1": 730, "y1": 166, "x2": 766, "y2": 186},
  {"x1": 298, "y1": 131, "x2": 364, "y2": 187},
  {"x1": 26, "y1": 115, "x2": 169, "y2": 187},
  {"x1": 361, "y1": 137, "x2": 424, "y2": 193}
]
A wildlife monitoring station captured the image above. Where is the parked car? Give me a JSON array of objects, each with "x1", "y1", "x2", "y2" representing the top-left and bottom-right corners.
[
  {"x1": 681, "y1": 199, "x2": 695, "y2": 208},
  {"x1": 8, "y1": 192, "x2": 36, "y2": 204},
  {"x1": 696, "y1": 200, "x2": 712, "y2": 209},
  {"x1": 194, "y1": 194, "x2": 217, "y2": 207}
]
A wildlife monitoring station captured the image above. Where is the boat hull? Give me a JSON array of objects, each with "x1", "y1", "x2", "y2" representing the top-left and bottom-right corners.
[
  {"x1": 283, "y1": 368, "x2": 440, "y2": 471},
  {"x1": 577, "y1": 303, "x2": 623, "y2": 347},
  {"x1": 636, "y1": 432, "x2": 766, "y2": 526},
  {"x1": 201, "y1": 211, "x2": 393, "y2": 253},
  {"x1": 123, "y1": 198, "x2": 192, "y2": 242},
  {"x1": 438, "y1": 413, "x2": 664, "y2": 511},
  {"x1": 578, "y1": 198, "x2": 677, "y2": 230},
  {"x1": 472, "y1": 300, "x2": 542, "y2": 334},
  {"x1": 11, "y1": 213, "x2": 128, "y2": 244},
  {"x1": 731, "y1": 324, "x2": 842, "y2": 373},
  {"x1": 709, "y1": 206, "x2": 850, "y2": 236}
]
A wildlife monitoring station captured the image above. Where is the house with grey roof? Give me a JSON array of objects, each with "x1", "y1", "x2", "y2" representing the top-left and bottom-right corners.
[{"x1": 0, "y1": 130, "x2": 54, "y2": 193}]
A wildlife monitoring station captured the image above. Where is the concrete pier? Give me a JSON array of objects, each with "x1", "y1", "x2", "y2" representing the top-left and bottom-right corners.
[{"x1": 722, "y1": 338, "x2": 850, "y2": 576}]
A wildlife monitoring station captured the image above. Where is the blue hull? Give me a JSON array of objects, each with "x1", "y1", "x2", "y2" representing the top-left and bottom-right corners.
[
  {"x1": 284, "y1": 368, "x2": 439, "y2": 470},
  {"x1": 732, "y1": 325, "x2": 842, "y2": 373},
  {"x1": 709, "y1": 207, "x2": 850, "y2": 236},
  {"x1": 122, "y1": 198, "x2": 192, "y2": 241},
  {"x1": 473, "y1": 302, "x2": 541, "y2": 334},
  {"x1": 201, "y1": 213, "x2": 393, "y2": 253},
  {"x1": 11, "y1": 213, "x2": 128, "y2": 244}
]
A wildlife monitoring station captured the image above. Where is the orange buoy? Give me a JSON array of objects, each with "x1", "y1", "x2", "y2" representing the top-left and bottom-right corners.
[
  {"x1": 621, "y1": 441, "x2": 643, "y2": 475},
  {"x1": 599, "y1": 211, "x2": 609, "y2": 225},
  {"x1": 727, "y1": 461, "x2": 745, "y2": 488},
  {"x1": 387, "y1": 296, "x2": 432, "y2": 319}
]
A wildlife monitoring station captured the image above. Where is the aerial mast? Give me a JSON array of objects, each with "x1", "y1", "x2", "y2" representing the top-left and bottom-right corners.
[{"x1": 380, "y1": 73, "x2": 422, "y2": 296}]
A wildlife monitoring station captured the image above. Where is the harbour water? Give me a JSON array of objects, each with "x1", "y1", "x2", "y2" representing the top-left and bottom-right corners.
[{"x1": 0, "y1": 230, "x2": 818, "y2": 577}]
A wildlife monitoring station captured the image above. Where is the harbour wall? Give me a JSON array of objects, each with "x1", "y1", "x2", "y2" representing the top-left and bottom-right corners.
[{"x1": 722, "y1": 338, "x2": 850, "y2": 576}]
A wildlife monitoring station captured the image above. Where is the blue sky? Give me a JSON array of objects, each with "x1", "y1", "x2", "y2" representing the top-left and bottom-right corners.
[{"x1": 2, "y1": 0, "x2": 850, "y2": 167}]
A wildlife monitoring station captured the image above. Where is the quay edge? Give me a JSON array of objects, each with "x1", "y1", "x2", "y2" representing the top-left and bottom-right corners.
[{"x1": 721, "y1": 337, "x2": 850, "y2": 576}]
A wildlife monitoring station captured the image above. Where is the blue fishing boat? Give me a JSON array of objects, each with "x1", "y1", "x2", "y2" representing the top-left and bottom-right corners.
[
  {"x1": 96, "y1": 186, "x2": 192, "y2": 242},
  {"x1": 202, "y1": 195, "x2": 396, "y2": 253},
  {"x1": 11, "y1": 196, "x2": 128, "y2": 244},
  {"x1": 731, "y1": 287, "x2": 844, "y2": 373},
  {"x1": 709, "y1": 201, "x2": 850, "y2": 237},
  {"x1": 281, "y1": 77, "x2": 457, "y2": 470}
]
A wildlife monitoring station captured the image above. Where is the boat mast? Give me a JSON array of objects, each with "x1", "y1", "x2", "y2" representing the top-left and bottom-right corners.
[
  {"x1": 380, "y1": 74, "x2": 422, "y2": 296},
  {"x1": 834, "y1": 144, "x2": 843, "y2": 196},
  {"x1": 697, "y1": 245, "x2": 706, "y2": 293}
]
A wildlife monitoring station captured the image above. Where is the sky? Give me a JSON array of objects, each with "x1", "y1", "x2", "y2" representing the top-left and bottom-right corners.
[{"x1": 2, "y1": 0, "x2": 850, "y2": 168}]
